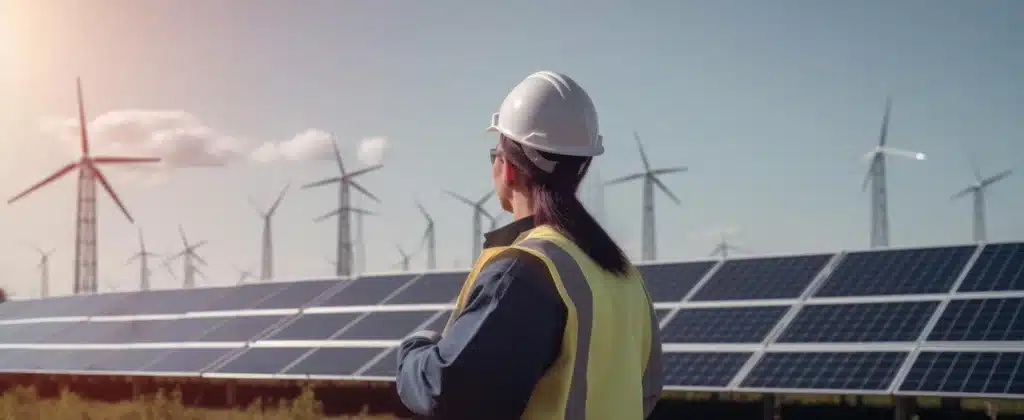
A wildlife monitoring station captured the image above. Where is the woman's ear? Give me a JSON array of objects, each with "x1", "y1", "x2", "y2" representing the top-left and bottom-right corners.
[{"x1": 501, "y1": 160, "x2": 518, "y2": 186}]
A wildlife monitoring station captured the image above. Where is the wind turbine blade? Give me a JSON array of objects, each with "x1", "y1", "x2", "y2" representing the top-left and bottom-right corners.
[
  {"x1": 861, "y1": 163, "x2": 873, "y2": 192},
  {"x1": 649, "y1": 167, "x2": 687, "y2": 176},
  {"x1": 969, "y1": 155, "x2": 982, "y2": 182},
  {"x1": 91, "y1": 165, "x2": 135, "y2": 223},
  {"x1": 880, "y1": 147, "x2": 927, "y2": 161},
  {"x1": 77, "y1": 77, "x2": 90, "y2": 156},
  {"x1": 125, "y1": 253, "x2": 141, "y2": 265},
  {"x1": 476, "y1": 190, "x2": 494, "y2": 206},
  {"x1": 313, "y1": 208, "x2": 342, "y2": 223},
  {"x1": 878, "y1": 96, "x2": 891, "y2": 148},
  {"x1": 444, "y1": 190, "x2": 477, "y2": 207},
  {"x1": 348, "y1": 180, "x2": 381, "y2": 203},
  {"x1": 190, "y1": 240, "x2": 209, "y2": 252},
  {"x1": 302, "y1": 176, "x2": 342, "y2": 189},
  {"x1": 652, "y1": 177, "x2": 681, "y2": 205},
  {"x1": 164, "y1": 251, "x2": 186, "y2": 263},
  {"x1": 950, "y1": 186, "x2": 974, "y2": 201},
  {"x1": 7, "y1": 162, "x2": 80, "y2": 204},
  {"x1": 331, "y1": 137, "x2": 345, "y2": 174},
  {"x1": 93, "y1": 156, "x2": 161, "y2": 165},
  {"x1": 248, "y1": 195, "x2": 264, "y2": 216},
  {"x1": 178, "y1": 225, "x2": 188, "y2": 248},
  {"x1": 603, "y1": 173, "x2": 645, "y2": 186},
  {"x1": 347, "y1": 164, "x2": 382, "y2": 179},
  {"x1": 268, "y1": 183, "x2": 291, "y2": 214},
  {"x1": 634, "y1": 131, "x2": 651, "y2": 172},
  {"x1": 415, "y1": 200, "x2": 432, "y2": 223},
  {"x1": 192, "y1": 252, "x2": 209, "y2": 266},
  {"x1": 982, "y1": 168, "x2": 1013, "y2": 188}
]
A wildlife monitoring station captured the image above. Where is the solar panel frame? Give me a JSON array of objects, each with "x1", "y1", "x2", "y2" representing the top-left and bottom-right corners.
[
  {"x1": 661, "y1": 350, "x2": 754, "y2": 391},
  {"x1": 636, "y1": 260, "x2": 718, "y2": 304},
  {"x1": 814, "y1": 245, "x2": 977, "y2": 297},
  {"x1": 690, "y1": 253, "x2": 834, "y2": 302},
  {"x1": 955, "y1": 242, "x2": 1024, "y2": 292},
  {"x1": 736, "y1": 350, "x2": 910, "y2": 394}
]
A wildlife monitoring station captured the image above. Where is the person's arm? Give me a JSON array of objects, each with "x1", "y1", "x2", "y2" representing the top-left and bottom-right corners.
[{"x1": 396, "y1": 250, "x2": 566, "y2": 419}]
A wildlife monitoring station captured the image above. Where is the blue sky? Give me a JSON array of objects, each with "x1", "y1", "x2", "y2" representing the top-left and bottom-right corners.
[{"x1": 1, "y1": 0, "x2": 1022, "y2": 297}]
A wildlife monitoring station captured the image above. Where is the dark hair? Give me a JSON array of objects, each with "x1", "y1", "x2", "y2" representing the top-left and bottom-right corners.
[{"x1": 499, "y1": 136, "x2": 631, "y2": 276}]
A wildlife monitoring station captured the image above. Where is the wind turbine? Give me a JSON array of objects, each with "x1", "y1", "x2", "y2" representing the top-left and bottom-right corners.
[
  {"x1": 125, "y1": 229, "x2": 159, "y2": 291},
  {"x1": 951, "y1": 164, "x2": 1014, "y2": 243},
  {"x1": 303, "y1": 137, "x2": 382, "y2": 277},
  {"x1": 393, "y1": 244, "x2": 414, "y2": 272},
  {"x1": 35, "y1": 247, "x2": 55, "y2": 298},
  {"x1": 414, "y1": 200, "x2": 437, "y2": 270},
  {"x1": 444, "y1": 190, "x2": 495, "y2": 259},
  {"x1": 707, "y1": 229, "x2": 751, "y2": 259},
  {"x1": 860, "y1": 97, "x2": 927, "y2": 249},
  {"x1": 233, "y1": 265, "x2": 255, "y2": 285},
  {"x1": 604, "y1": 131, "x2": 687, "y2": 261},
  {"x1": 250, "y1": 183, "x2": 290, "y2": 281},
  {"x1": 165, "y1": 226, "x2": 208, "y2": 288},
  {"x1": 6, "y1": 78, "x2": 161, "y2": 294}
]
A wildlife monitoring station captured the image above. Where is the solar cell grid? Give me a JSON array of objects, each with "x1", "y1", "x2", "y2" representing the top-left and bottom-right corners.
[
  {"x1": 286, "y1": 347, "x2": 384, "y2": 376},
  {"x1": 144, "y1": 348, "x2": 234, "y2": 373},
  {"x1": 662, "y1": 352, "x2": 751, "y2": 388},
  {"x1": 815, "y1": 246, "x2": 975, "y2": 297},
  {"x1": 0, "y1": 321, "x2": 75, "y2": 343},
  {"x1": 335, "y1": 311, "x2": 436, "y2": 340},
  {"x1": 778, "y1": 301, "x2": 938, "y2": 343},
  {"x1": 385, "y1": 272, "x2": 464, "y2": 304},
  {"x1": 956, "y1": 243, "x2": 1024, "y2": 292},
  {"x1": 898, "y1": 351, "x2": 1024, "y2": 396},
  {"x1": 741, "y1": 352, "x2": 907, "y2": 391},
  {"x1": 212, "y1": 347, "x2": 310, "y2": 375},
  {"x1": 99, "y1": 288, "x2": 229, "y2": 316},
  {"x1": 927, "y1": 298, "x2": 1024, "y2": 342},
  {"x1": 251, "y1": 280, "x2": 341, "y2": 309},
  {"x1": 204, "y1": 283, "x2": 289, "y2": 311},
  {"x1": 197, "y1": 315, "x2": 287, "y2": 342},
  {"x1": 661, "y1": 306, "x2": 787, "y2": 343},
  {"x1": 690, "y1": 255, "x2": 830, "y2": 301},
  {"x1": 263, "y1": 312, "x2": 363, "y2": 341},
  {"x1": 315, "y1": 274, "x2": 416, "y2": 307},
  {"x1": 639, "y1": 261, "x2": 715, "y2": 303}
]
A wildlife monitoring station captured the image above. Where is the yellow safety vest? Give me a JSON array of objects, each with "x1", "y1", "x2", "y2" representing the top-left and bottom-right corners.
[{"x1": 444, "y1": 224, "x2": 659, "y2": 420}]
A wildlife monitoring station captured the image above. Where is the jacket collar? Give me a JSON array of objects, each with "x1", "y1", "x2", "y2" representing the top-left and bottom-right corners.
[{"x1": 483, "y1": 215, "x2": 536, "y2": 248}]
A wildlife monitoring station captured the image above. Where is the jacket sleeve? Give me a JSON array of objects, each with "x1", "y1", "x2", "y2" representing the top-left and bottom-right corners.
[{"x1": 395, "y1": 250, "x2": 566, "y2": 419}]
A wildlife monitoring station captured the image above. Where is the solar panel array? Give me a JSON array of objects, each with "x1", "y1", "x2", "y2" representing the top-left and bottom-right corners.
[{"x1": 1, "y1": 241, "x2": 1022, "y2": 400}]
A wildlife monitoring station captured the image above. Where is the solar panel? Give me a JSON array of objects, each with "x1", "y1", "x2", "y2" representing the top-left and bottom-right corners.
[
  {"x1": 815, "y1": 246, "x2": 975, "y2": 297},
  {"x1": 0, "y1": 321, "x2": 74, "y2": 343},
  {"x1": 778, "y1": 301, "x2": 939, "y2": 343},
  {"x1": 313, "y1": 274, "x2": 417, "y2": 307},
  {"x1": 264, "y1": 312, "x2": 364, "y2": 341},
  {"x1": 203, "y1": 283, "x2": 290, "y2": 311},
  {"x1": 196, "y1": 315, "x2": 287, "y2": 342},
  {"x1": 360, "y1": 348, "x2": 398, "y2": 377},
  {"x1": 655, "y1": 309, "x2": 671, "y2": 322},
  {"x1": 897, "y1": 351, "x2": 1024, "y2": 396},
  {"x1": 639, "y1": 261, "x2": 716, "y2": 303},
  {"x1": 690, "y1": 254, "x2": 831, "y2": 301},
  {"x1": 956, "y1": 243, "x2": 1024, "y2": 292},
  {"x1": 286, "y1": 347, "x2": 384, "y2": 376},
  {"x1": 212, "y1": 347, "x2": 310, "y2": 375},
  {"x1": 251, "y1": 280, "x2": 342, "y2": 309},
  {"x1": 384, "y1": 272, "x2": 465, "y2": 304},
  {"x1": 144, "y1": 348, "x2": 237, "y2": 374},
  {"x1": 334, "y1": 311, "x2": 437, "y2": 340},
  {"x1": 98, "y1": 288, "x2": 229, "y2": 316},
  {"x1": 661, "y1": 306, "x2": 788, "y2": 343},
  {"x1": 662, "y1": 352, "x2": 751, "y2": 388},
  {"x1": 740, "y1": 352, "x2": 908, "y2": 392},
  {"x1": 927, "y1": 297, "x2": 1024, "y2": 342}
]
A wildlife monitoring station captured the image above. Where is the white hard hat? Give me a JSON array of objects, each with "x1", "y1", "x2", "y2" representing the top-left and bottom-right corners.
[{"x1": 487, "y1": 71, "x2": 604, "y2": 158}]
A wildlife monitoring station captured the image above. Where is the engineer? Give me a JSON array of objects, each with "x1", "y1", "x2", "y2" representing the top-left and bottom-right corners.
[{"x1": 395, "y1": 71, "x2": 664, "y2": 420}]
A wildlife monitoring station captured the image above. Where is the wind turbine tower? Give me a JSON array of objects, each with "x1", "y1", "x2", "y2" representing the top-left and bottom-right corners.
[
  {"x1": 7, "y1": 78, "x2": 161, "y2": 294},
  {"x1": 415, "y1": 200, "x2": 436, "y2": 270},
  {"x1": 35, "y1": 247, "x2": 55, "y2": 298},
  {"x1": 860, "y1": 97, "x2": 927, "y2": 248},
  {"x1": 250, "y1": 183, "x2": 290, "y2": 281},
  {"x1": 444, "y1": 190, "x2": 495, "y2": 259},
  {"x1": 125, "y1": 229, "x2": 159, "y2": 291},
  {"x1": 165, "y1": 226, "x2": 208, "y2": 288},
  {"x1": 605, "y1": 132, "x2": 687, "y2": 262},
  {"x1": 951, "y1": 165, "x2": 1013, "y2": 243},
  {"x1": 303, "y1": 138, "x2": 381, "y2": 277}
]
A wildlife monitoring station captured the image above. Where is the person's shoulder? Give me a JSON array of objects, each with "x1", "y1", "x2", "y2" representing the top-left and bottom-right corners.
[{"x1": 476, "y1": 247, "x2": 561, "y2": 300}]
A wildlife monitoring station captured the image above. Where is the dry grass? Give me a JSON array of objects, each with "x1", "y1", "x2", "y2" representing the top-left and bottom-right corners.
[{"x1": 0, "y1": 385, "x2": 400, "y2": 419}]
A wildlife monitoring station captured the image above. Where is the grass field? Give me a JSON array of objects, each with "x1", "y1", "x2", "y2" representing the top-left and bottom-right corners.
[{"x1": 0, "y1": 385, "x2": 401, "y2": 419}]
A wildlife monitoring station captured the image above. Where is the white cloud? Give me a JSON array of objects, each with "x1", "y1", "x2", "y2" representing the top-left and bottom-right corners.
[
  {"x1": 249, "y1": 129, "x2": 335, "y2": 163},
  {"x1": 358, "y1": 136, "x2": 389, "y2": 166},
  {"x1": 40, "y1": 110, "x2": 245, "y2": 168}
]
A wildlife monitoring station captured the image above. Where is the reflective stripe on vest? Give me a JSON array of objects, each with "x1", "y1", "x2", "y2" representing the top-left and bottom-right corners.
[{"x1": 516, "y1": 238, "x2": 593, "y2": 420}]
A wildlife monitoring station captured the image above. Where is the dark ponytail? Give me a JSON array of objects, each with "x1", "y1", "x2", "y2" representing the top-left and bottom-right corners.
[{"x1": 500, "y1": 136, "x2": 631, "y2": 276}]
